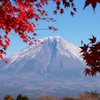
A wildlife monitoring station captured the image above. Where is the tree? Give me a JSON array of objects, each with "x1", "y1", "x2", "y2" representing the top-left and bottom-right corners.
[
  {"x1": 3, "y1": 95, "x2": 14, "y2": 100},
  {"x1": 62, "y1": 96, "x2": 74, "y2": 100},
  {"x1": 22, "y1": 96, "x2": 29, "y2": 100},
  {"x1": 16, "y1": 94, "x2": 23, "y2": 100},
  {"x1": 0, "y1": 0, "x2": 100, "y2": 75},
  {"x1": 76, "y1": 91, "x2": 100, "y2": 100},
  {"x1": 16, "y1": 94, "x2": 29, "y2": 100},
  {"x1": 36, "y1": 94, "x2": 59, "y2": 100}
]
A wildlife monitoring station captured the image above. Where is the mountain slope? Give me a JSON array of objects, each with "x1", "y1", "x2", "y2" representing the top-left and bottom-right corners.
[
  {"x1": 0, "y1": 36, "x2": 100, "y2": 99},
  {"x1": 0, "y1": 36, "x2": 84, "y2": 74}
]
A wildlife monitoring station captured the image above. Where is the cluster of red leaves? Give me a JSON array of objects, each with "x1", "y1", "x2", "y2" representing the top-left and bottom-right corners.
[
  {"x1": 0, "y1": 0, "x2": 77, "y2": 63},
  {"x1": 83, "y1": 0, "x2": 100, "y2": 11},
  {"x1": 53, "y1": 0, "x2": 77, "y2": 16},
  {"x1": 80, "y1": 36, "x2": 100, "y2": 76}
]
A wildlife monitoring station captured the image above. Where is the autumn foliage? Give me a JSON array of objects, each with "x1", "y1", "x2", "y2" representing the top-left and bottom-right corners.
[
  {"x1": 83, "y1": 0, "x2": 100, "y2": 11},
  {"x1": 80, "y1": 36, "x2": 100, "y2": 76},
  {"x1": 3, "y1": 95, "x2": 14, "y2": 100}
]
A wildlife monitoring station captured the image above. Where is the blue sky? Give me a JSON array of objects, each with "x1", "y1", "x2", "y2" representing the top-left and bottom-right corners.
[{"x1": 6, "y1": 0, "x2": 100, "y2": 56}]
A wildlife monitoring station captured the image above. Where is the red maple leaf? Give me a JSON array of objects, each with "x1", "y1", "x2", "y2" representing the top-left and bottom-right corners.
[
  {"x1": 97, "y1": 0, "x2": 100, "y2": 3},
  {"x1": 60, "y1": 9, "x2": 64, "y2": 14},
  {"x1": 84, "y1": 68, "x2": 91, "y2": 76},
  {"x1": 89, "y1": 35, "x2": 96, "y2": 43},
  {"x1": 73, "y1": 7, "x2": 77, "y2": 12},
  {"x1": 80, "y1": 44, "x2": 89, "y2": 53},
  {"x1": 70, "y1": 11, "x2": 74, "y2": 16},
  {"x1": 4, "y1": 35, "x2": 8, "y2": 39},
  {"x1": 53, "y1": 10, "x2": 57, "y2": 15},
  {"x1": 83, "y1": 0, "x2": 100, "y2": 11},
  {"x1": 33, "y1": 33, "x2": 37, "y2": 36}
]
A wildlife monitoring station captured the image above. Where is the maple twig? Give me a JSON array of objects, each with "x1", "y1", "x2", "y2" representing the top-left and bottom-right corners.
[{"x1": 35, "y1": 28, "x2": 49, "y2": 30}]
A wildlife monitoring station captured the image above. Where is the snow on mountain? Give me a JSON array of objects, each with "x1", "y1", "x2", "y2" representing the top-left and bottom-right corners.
[
  {"x1": 0, "y1": 36, "x2": 100, "y2": 99},
  {"x1": 0, "y1": 36, "x2": 85, "y2": 75},
  {"x1": 9, "y1": 36, "x2": 82, "y2": 62}
]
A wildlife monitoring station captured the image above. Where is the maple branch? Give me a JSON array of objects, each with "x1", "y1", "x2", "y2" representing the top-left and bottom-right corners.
[{"x1": 34, "y1": 28, "x2": 49, "y2": 30}]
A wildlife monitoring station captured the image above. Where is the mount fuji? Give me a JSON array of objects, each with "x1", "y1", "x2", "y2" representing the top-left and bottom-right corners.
[{"x1": 0, "y1": 36, "x2": 100, "y2": 99}]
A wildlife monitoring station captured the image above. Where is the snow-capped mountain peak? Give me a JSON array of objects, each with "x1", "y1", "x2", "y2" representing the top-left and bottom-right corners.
[{"x1": 9, "y1": 36, "x2": 82, "y2": 63}]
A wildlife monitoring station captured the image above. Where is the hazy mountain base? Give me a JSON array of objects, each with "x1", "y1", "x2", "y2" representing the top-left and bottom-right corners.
[{"x1": 0, "y1": 72, "x2": 100, "y2": 100}]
